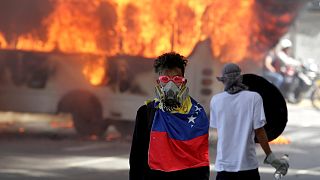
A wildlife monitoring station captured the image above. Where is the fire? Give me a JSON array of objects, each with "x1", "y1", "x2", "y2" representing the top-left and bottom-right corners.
[
  {"x1": 0, "y1": 32, "x2": 7, "y2": 48},
  {"x1": 43, "y1": 0, "x2": 119, "y2": 55},
  {"x1": 50, "y1": 120, "x2": 73, "y2": 129},
  {"x1": 82, "y1": 57, "x2": 107, "y2": 86},
  {"x1": 202, "y1": 0, "x2": 256, "y2": 62},
  {"x1": 270, "y1": 136, "x2": 291, "y2": 145},
  {"x1": 0, "y1": 0, "x2": 211, "y2": 57},
  {"x1": 16, "y1": 34, "x2": 53, "y2": 52},
  {"x1": 0, "y1": 0, "x2": 303, "y2": 85},
  {"x1": 0, "y1": 0, "x2": 303, "y2": 58},
  {"x1": 116, "y1": 0, "x2": 211, "y2": 57}
]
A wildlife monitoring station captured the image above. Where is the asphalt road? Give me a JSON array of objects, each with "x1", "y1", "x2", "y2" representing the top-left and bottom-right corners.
[{"x1": 0, "y1": 100, "x2": 320, "y2": 180}]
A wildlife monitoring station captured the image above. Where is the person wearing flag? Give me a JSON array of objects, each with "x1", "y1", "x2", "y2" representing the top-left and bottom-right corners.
[
  {"x1": 210, "y1": 63, "x2": 289, "y2": 180},
  {"x1": 129, "y1": 52, "x2": 210, "y2": 180}
]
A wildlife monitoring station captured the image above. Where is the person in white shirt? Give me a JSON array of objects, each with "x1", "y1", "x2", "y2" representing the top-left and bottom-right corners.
[
  {"x1": 210, "y1": 63, "x2": 289, "y2": 180},
  {"x1": 277, "y1": 39, "x2": 301, "y2": 69}
]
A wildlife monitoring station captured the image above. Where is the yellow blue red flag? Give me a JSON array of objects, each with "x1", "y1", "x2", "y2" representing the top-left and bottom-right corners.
[{"x1": 148, "y1": 98, "x2": 209, "y2": 172}]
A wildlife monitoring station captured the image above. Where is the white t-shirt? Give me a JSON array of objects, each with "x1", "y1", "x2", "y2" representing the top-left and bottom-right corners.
[{"x1": 210, "y1": 90, "x2": 266, "y2": 172}]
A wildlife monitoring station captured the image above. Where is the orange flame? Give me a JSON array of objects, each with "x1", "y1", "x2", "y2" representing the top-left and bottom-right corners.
[
  {"x1": 50, "y1": 120, "x2": 73, "y2": 129},
  {"x1": 43, "y1": 0, "x2": 119, "y2": 55},
  {"x1": 0, "y1": 32, "x2": 7, "y2": 48},
  {"x1": 201, "y1": 0, "x2": 257, "y2": 62},
  {"x1": 0, "y1": 0, "x2": 300, "y2": 59},
  {"x1": 0, "y1": 0, "x2": 212, "y2": 57},
  {"x1": 270, "y1": 136, "x2": 291, "y2": 145},
  {"x1": 16, "y1": 34, "x2": 53, "y2": 52},
  {"x1": 0, "y1": 0, "x2": 301, "y2": 85},
  {"x1": 82, "y1": 57, "x2": 107, "y2": 86},
  {"x1": 116, "y1": 0, "x2": 211, "y2": 57}
]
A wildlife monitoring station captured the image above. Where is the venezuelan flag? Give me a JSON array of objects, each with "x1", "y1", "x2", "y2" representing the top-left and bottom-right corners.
[{"x1": 148, "y1": 97, "x2": 209, "y2": 172}]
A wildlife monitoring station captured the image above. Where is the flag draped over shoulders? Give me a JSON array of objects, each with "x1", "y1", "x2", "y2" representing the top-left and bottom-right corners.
[{"x1": 148, "y1": 97, "x2": 209, "y2": 172}]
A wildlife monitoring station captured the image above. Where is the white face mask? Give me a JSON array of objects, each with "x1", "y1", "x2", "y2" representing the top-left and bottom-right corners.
[{"x1": 155, "y1": 81, "x2": 189, "y2": 111}]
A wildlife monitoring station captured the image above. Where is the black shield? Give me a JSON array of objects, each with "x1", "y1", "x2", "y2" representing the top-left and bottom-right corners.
[{"x1": 242, "y1": 74, "x2": 288, "y2": 142}]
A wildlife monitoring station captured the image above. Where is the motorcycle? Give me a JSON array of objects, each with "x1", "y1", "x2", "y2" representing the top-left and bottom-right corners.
[{"x1": 280, "y1": 59, "x2": 320, "y2": 107}]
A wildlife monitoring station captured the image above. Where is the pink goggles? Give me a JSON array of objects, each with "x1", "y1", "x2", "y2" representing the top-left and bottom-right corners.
[{"x1": 158, "y1": 75, "x2": 185, "y2": 84}]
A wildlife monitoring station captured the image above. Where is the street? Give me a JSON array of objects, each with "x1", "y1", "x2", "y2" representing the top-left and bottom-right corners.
[{"x1": 0, "y1": 101, "x2": 320, "y2": 180}]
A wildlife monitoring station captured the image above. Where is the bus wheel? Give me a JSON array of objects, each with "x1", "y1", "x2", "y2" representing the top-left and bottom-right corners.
[{"x1": 57, "y1": 90, "x2": 108, "y2": 137}]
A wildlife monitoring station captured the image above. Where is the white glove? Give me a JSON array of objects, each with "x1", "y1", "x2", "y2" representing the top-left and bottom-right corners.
[{"x1": 264, "y1": 153, "x2": 289, "y2": 175}]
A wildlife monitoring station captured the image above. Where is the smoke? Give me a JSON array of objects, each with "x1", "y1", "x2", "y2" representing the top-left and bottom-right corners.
[
  {"x1": 0, "y1": 0, "x2": 53, "y2": 42},
  {"x1": 251, "y1": 0, "x2": 306, "y2": 57},
  {"x1": 94, "y1": 1, "x2": 118, "y2": 52}
]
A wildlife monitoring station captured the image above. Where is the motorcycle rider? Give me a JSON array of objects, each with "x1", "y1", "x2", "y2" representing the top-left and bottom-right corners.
[
  {"x1": 277, "y1": 39, "x2": 301, "y2": 100},
  {"x1": 264, "y1": 39, "x2": 301, "y2": 99},
  {"x1": 263, "y1": 48, "x2": 284, "y2": 89},
  {"x1": 276, "y1": 39, "x2": 301, "y2": 71}
]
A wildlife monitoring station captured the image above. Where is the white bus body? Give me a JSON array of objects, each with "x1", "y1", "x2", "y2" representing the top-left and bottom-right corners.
[{"x1": 0, "y1": 40, "x2": 216, "y2": 135}]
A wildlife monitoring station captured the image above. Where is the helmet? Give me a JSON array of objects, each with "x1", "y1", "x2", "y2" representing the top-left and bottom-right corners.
[{"x1": 279, "y1": 39, "x2": 292, "y2": 49}]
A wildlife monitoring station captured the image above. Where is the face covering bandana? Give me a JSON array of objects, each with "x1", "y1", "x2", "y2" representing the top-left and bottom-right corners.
[
  {"x1": 155, "y1": 81, "x2": 189, "y2": 112},
  {"x1": 217, "y1": 63, "x2": 248, "y2": 94}
]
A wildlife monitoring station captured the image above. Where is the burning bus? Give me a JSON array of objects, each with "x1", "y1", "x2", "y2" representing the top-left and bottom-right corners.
[
  {"x1": 0, "y1": 40, "x2": 216, "y2": 136},
  {"x1": 0, "y1": 0, "x2": 304, "y2": 136}
]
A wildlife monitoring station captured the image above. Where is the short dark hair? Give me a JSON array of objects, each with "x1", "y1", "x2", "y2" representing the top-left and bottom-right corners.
[{"x1": 153, "y1": 52, "x2": 188, "y2": 75}]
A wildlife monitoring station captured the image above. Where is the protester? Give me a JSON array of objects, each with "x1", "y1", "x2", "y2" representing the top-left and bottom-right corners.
[
  {"x1": 129, "y1": 52, "x2": 210, "y2": 180},
  {"x1": 210, "y1": 63, "x2": 289, "y2": 180}
]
